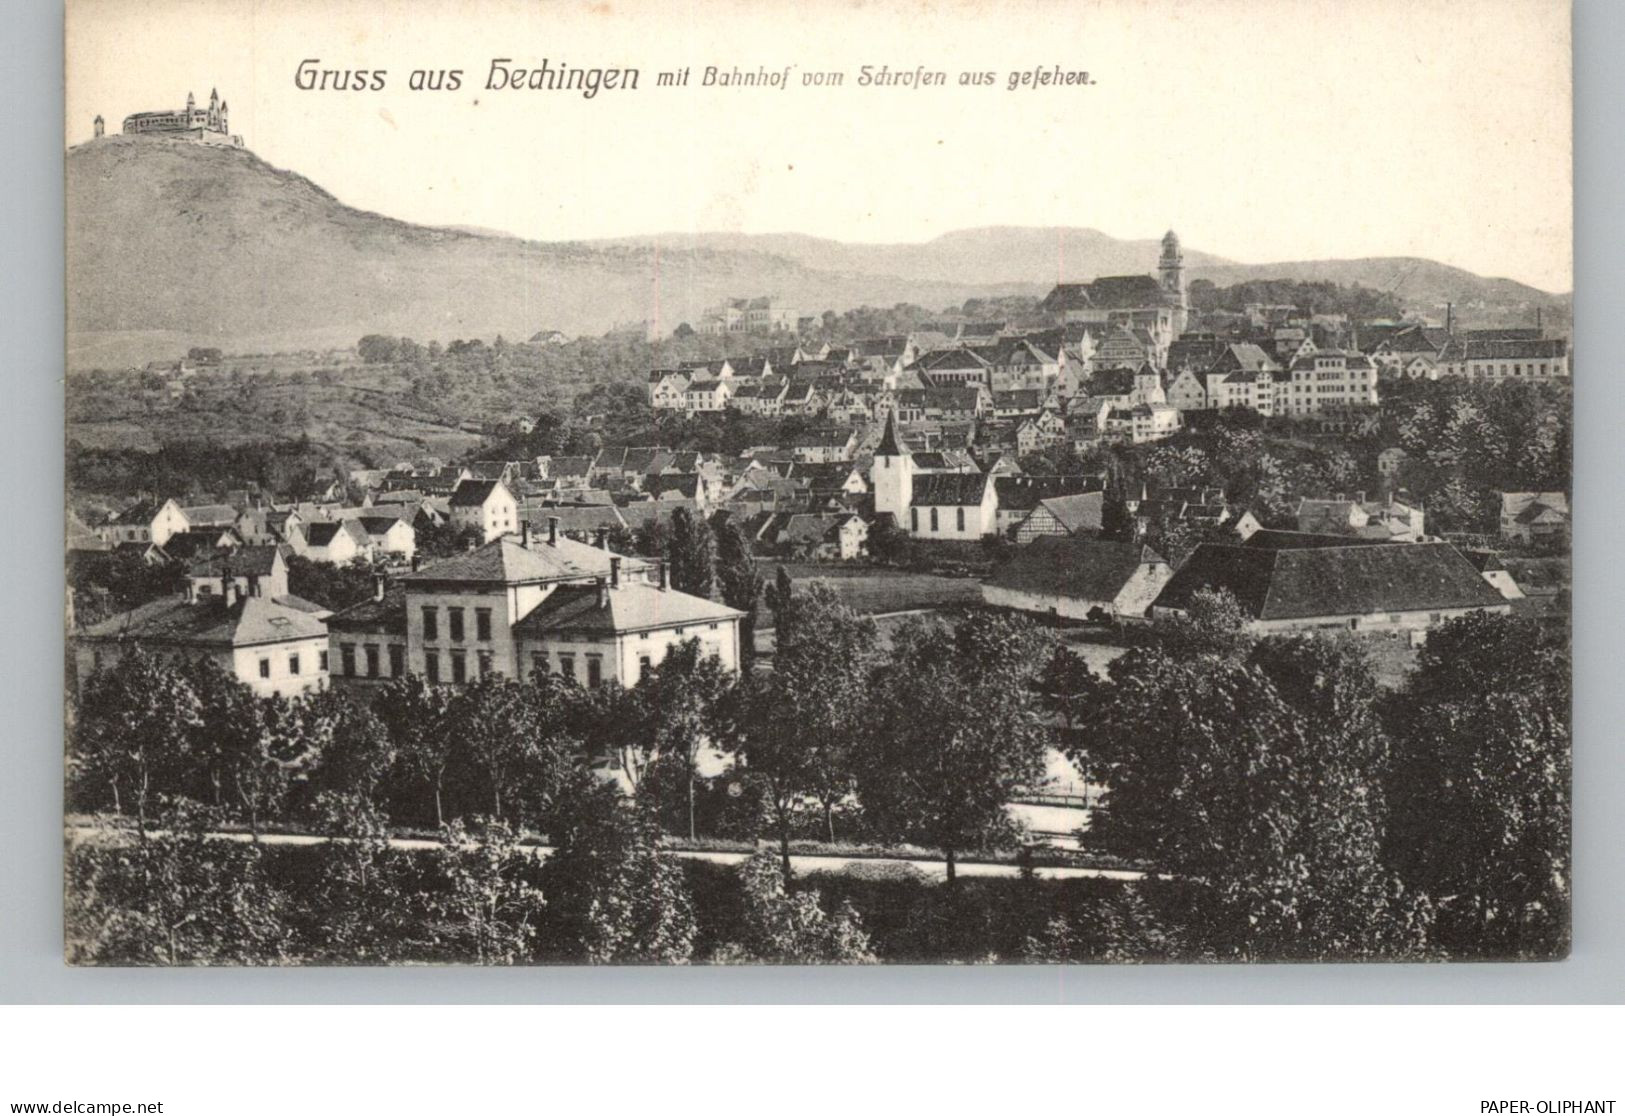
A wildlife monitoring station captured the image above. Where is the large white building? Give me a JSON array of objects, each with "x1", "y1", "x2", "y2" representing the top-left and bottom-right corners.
[{"x1": 327, "y1": 522, "x2": 742, "y2": 690}]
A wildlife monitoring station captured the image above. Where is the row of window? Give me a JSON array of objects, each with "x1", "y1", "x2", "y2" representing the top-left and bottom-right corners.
[
  {"x1": 424, "y1": 649, "x2": 495, "y2": 685},
  {"x1": 339, "y1": 641, "x2": 406, "y2": 679},
  {"x1": 257, "y1": 649, "x2": 327, "y2": 679},
  {"x1": 420, "y1": 606, "x2": 493, "y2": 643},
  {"x1": 910, "y1": 506, "x2": 968, "y2": 533}
]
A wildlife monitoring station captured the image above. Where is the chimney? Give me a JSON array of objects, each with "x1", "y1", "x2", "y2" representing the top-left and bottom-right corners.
[
  {"x1": 521, "y1": 520, "x2": 531, "y2": 548},
  {"x1": 410, "y1": 554, "x2": 420, "y2": 572},
  {"x1": 596, "y1": 527, "x2": 609, "y2": 550},
  {"x1": 374, "y1": 575, "x2": 386, "y2": 602},
  {"x1": 548, "y1": 516, "x2": 560, "y2": 546},
  {"x1": 222, "y1": 577, "x2": 238, "y2": 609},
  {"x1": 659, "y1": 561, "x2": 669, "y2": 590},
  {"x1": 610, "y1": 556, "x2": 621, "y2": 588},
  {"x1": 596, "y1": 576, "x2": 608, "y2": 609},
  {"x1": 247, "y1": 572, "x2": 260, "y2": 598}
]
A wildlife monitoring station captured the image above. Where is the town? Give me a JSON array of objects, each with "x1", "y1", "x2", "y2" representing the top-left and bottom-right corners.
[{"x1": 63, "y1": 221, "x2": 1572, "y2": 966}]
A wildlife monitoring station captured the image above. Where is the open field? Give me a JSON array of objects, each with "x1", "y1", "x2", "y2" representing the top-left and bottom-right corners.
[{"x1": 761, "y1": 562, "x2": 985, "y2": 618}]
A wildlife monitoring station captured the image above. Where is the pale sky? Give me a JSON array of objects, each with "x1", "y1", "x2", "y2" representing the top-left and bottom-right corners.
[{"x1": 66, "y1": 0, "x2": 1573, "y2": 292}]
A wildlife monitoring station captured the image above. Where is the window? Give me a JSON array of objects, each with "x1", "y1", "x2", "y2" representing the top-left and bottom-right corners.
[
  {"x1": 448, "y1": 608, "x2": 465, "y2": 643},
  {"x1": 424, "y1": 651, "x2": 440, "y2": 684},
  {"x1": 318, "y1": 650, "x2": 329, "y2": 672},
  {"x1": 559, "y1": 654, "x2": 575, "y2": 680},
  {"x1": 341, "y1": 643, "x2": 356, "y2": 675},
  {"x1": 477, "y1": 650, "x2": 493, "y2": 677},
  {"x1": 365, "y1": 644, "x2": 380, "y2": 677},
  {"x1": 532, "y1": 653, "x2": 547, "y2": 678},
  {"x1": 586, "y1": 655, "x2": 603, "y2": 688},
  {"x1": 911, "y1": 507, "x2": 918, "y2": 532},
  {"x1": 475, "y1": 608, "x2": 492, "y2": 642},
  {"x1": 258, "y1": 657, "x2": 270, "y2": 679},
  {"x1": 638, "y1": 654, "x2": 652, "y2": 681},
  {"x1": 956, "y1": 507, "x2": 965, "y2": 532},
  {"x1": 288, "y1": 653, "x2": 301, "y2": 676},
  {"x1": 389, "y1": 645, "x2": 404, "y2": 678},
  {"x1": 450, "y1": 650, "x2": 467, "y2": 684},
  {"x1": 421, "y1": 607, "x2": 438, "y2": 642}
]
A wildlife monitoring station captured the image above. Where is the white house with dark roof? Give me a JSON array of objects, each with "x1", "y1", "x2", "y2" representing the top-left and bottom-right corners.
[
  {"x1": 983, "y1": 537, "x2": 1171, "y2": 621},
  {"x1": 299, "y1": 518, "x2": 373, "y2": 566},
  {"x1": 1149, "y1": 540, "x2": 1509, "y2": 634},
  {"x1": 449, "y1": 478, "x2": 519, "y2": 543}
]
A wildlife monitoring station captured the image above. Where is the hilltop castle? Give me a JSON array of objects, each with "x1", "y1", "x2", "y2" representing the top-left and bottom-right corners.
[{"x1": 94, "y1": 88, "x2": 243, "y2": 147}]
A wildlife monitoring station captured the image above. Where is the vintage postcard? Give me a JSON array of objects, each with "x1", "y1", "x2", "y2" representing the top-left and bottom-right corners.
[{"x1": 63, "y1": 0, "x2": 1572, "y2": 965}]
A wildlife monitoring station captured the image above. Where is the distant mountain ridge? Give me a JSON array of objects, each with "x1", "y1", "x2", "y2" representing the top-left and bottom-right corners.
[{"x1": 66, "y1": 138, "x2": 1567, "y2": 370}]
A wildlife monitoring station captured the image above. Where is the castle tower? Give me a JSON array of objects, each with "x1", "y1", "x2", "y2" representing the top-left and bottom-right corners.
[
  {"x1": 219, "y1": 98, "x2": 228, "y2": 135},
  {"x1": 208, "y1": 88, "x2": 219, "y2": 128},
  {"x1": 872, "y1": 411, "x2": 914, "y2": 526},
  {"x1": 92, "y1": 115, "x2": 104, "y2": 139},
  {"x1": 1159, "y1": 229, "x2": 1189, "y2": 337}
]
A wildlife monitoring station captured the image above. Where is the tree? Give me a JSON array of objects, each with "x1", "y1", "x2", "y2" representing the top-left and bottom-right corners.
[
  {"x1": 1383, "y1": 613, "x2": 1570, "y2": 959},
  {"x1": 300, "y1": 689, "x2": 394, "y2": 811},
  {"x1": 373, "y1": 675, "x2": 455, "y2": 826},
  {"x1": 65, "y1": 799, "x2": 291, "y2": 965},
  {"x1": 666, "y1": 507, "x2": 715, "y2": 599},
  {"x1": 730, "y1": 582, "x2": 880, "y2": 874},
  {"x1": 621, "y1": 639, "x2": 734, "y2": 840},
  {"x1": 1082, "y1": 642, "x2": 1431, "y2": 960},
  {"x1": 442, "y1": 674, "x2": 573, "y2": 823},
  {"x1": 763, "y1": 564, "x2": 794, "y2": 627},
  {"x1": 856, "y1": 615, "x2": 1054, "y2": 883},
  {"x1": 713, "y1": 514, "x2": 763, "y2": 667},
  {"x1": 713, "y1": 851, "x2": 875, "y2": 962},
  {"x1": 303, "y1": 791, "x2": 411, "y2": 962},
  {"x1": 219, "y1": 693, "x2": 329, "y2": 840},
  {"x1": 1149, "y1": 586, "x2": 1249, "y2": 660},
  {"x1": 73, "y1": 650, "x2": 202, "y2": 836},
  {"x1": 537, "y1": 777, "x2": 696, "y2": 964},
  {"x1": 431, "y1": 818, "x2": 545, "y2": 964}
]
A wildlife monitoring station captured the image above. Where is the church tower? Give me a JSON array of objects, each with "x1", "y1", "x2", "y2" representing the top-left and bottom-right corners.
[
  {"x1": 92, "y1": 115, "x2": 104, "y2": 139},
  {"x1": 872, "y1": 410, "x2": 914, "y2": 526},
  {"x1": 1159, "y1": 229, "x2": 1189, "y2": 337}
]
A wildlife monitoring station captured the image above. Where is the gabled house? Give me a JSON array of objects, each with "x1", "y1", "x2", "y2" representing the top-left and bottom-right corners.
[
  {"x1": 449, "y1": 479, "x2": 520, "y2": 543},
  {"x1": 1150, "y1": 541, "x2": 1510, "y2": 633},
  {"x1": 983, "y1": 537, "x2": 1170, "y2": 621},
  {"x1": 1499, "y1": 492, "x2": 1570, "y2": 544}
]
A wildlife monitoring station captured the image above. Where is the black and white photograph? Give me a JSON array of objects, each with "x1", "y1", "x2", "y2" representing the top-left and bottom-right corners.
[{"x1": 59, "y1": 0, "x2": 1573, "y2": 969}]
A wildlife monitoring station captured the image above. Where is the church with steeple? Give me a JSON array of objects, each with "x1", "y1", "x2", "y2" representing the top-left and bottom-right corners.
[
  {"x1": 1036, "y1": 228, "x2": 1193, "y2": 363},
  {"x1": 108, "y1": 88, "x2": 243, "y2": 147}
]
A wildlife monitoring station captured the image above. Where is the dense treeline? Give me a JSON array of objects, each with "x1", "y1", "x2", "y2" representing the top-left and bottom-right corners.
[
  {"x1": 67, "y1": 435, "x2": 350, "y2": 505},
  {"x1": 67, "y1": 563, "x2": 1568, "y2": 963},
  {"x1": 1188, "y1": 278, "x2": 1406, "y2": 321}
]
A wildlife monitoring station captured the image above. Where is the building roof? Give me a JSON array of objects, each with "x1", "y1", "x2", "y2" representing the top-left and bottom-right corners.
[
  {"x1": 400, "y1": 535, "x2": 626, "y2": 586},
  {"x1": 986, "y1": 536, "x2": 1164, "y2": 603},
  {"x1": 994, "y1": 475, "x2": 1102, "y2": 513},
  {"x1": 326, "y1": 586, "x2": 409, "y2": 635},
  {"x1": 1152, "y1": 541, "x2": 1505, "y2": 621},
  {"x1": 911, "y1": 473, "x2": 991, "y2": 507},
  {"x1": 1241, "y1": 529, "x2": 1395, "y2": 551},
  {"x1": 512, "y1": 582, "x2": 744, "y2": 638},
  {"x1": 77, "y1": 592, "x2": 328, "y2": 649},
  {"x1": 874, "y1": 412, "x2": 905, "y2": 457},
  {"x1": 303, "y1": 520, "x2": 365, "y2": 548},
  {"x1": 186, "y1": 545, "x2": 284, "y2": 578},
  {"x1": 448, "y1": 479, "x2": 510, "y2": 508},
  {"x1": 1030, "y1": 491, "x2": 1105, "y2": 534}
]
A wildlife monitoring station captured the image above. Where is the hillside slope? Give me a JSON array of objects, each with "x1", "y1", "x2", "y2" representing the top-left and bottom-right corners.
[
  {"x1": 68, "y1": 138, "x2": 1567, "y2": 369},
  {"x1": 65, "y1": 139, "x2": 1026, "y2": 369}
]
